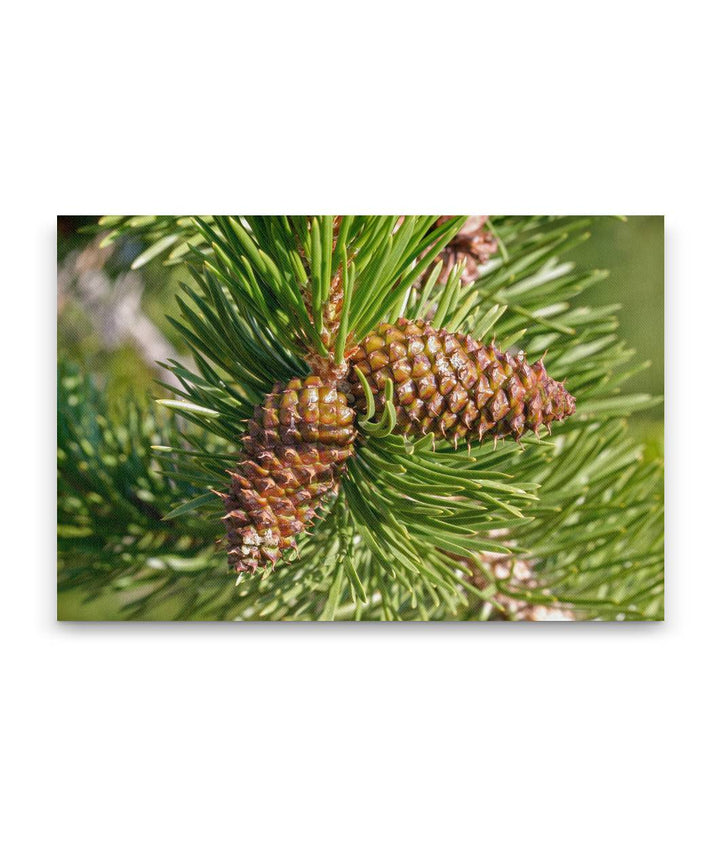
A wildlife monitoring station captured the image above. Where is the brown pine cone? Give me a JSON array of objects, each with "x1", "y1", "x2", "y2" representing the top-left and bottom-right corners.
[
  {"x1": 222, "y1": 375, "x2": 356, "y2": 574},
  {"x1": 429, "y1": 215, "x2": 498, "y2": 284},
  {"x1": 349, "y1": 318, "x2": 575, "y2": 445}
]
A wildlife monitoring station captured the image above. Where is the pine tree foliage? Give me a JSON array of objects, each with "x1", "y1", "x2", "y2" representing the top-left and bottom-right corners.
[{"x1": 58, "y1": 216, "x2": 663, "y2": 620}]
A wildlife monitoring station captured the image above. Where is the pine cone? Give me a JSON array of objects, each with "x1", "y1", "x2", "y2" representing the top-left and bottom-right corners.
[
  {"x1": 222, "y1": 376, "x2": 356, "y2": 573},
  {"x1": 464, "y1": 551, "x2": 575, "y2": 621},
  {"x1": 429, "y1": 215, "x2": 498, "y2": 284},
  {"x1": 349, "y1": 319, "x2": 575, "y2": 445}
]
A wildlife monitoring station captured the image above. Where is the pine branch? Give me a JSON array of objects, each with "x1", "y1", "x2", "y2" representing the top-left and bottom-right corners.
[
  {"x1": 59, "y1": 216, "x2": 664, "y2": 620},
  {"x1": 58, "y1": 363, "x2": 230, "y2": 618}
]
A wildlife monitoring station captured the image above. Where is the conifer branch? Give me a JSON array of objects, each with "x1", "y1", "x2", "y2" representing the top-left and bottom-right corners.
[{"x1": 59, "y1": 216, "x2": 664, "y2": 620}]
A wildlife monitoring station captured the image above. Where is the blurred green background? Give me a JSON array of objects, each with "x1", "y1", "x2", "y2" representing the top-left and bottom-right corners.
[
  {"x1": 57, "y1": 215, "x2": 664, "y2": 619},
  {"x1": 568, "y1": 216, "x2": 664, "y2": 458}
]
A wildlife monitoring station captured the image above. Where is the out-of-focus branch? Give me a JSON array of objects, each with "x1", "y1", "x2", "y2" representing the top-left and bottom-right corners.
[{"x1": 58, "y1": 238, "x2": 185, "y2": 384}]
